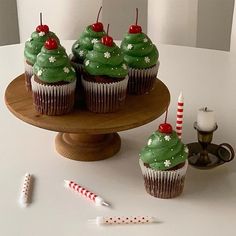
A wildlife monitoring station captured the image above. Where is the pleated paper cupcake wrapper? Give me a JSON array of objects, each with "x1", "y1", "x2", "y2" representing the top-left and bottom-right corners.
[
  {"x1": 24, "y1": 60, "x2": 34, "y2": 91},
  {"x1": 139, "y1": 159, "x2": 188, "y2": 199},
  {"x1": 31, "y1": 76, "x2": 76, "y2": 116},
  {"x1": 82, "y1": 76, "x2": 128, "y2": 113},
  {"x1": 128, "y1": 61, "x2": 160, "y2": 95}
]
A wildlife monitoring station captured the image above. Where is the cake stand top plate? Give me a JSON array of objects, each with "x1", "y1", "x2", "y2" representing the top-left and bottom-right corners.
[{"x1": 5, "y1": 74, "x2": 170, "y2": 134}]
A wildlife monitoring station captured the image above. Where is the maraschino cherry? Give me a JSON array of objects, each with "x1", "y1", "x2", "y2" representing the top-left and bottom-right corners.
[
  {"x1": 92, "y1": 7, "x2": 104, "y2": 32},
  {"x1": 36, "y1": 13, "x2": 49, "y2": 33},
  {"x1": 129, "y1": 8, "x2": 142, "y2": 34},
  {"x1": 101, "y1": 24, "x2": 113, "y2": 47},
  {"x1": 158, "y1": 110, "x2": 173, "y2": 134},
  {"x1": 44, "y1": 38, "x2": 58, "y2": 50}
]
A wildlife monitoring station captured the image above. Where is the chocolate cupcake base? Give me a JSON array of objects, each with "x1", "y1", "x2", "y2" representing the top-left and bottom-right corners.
[
  {"x1": 82, "y1": 76, "x2": 128, "y2": 113},
  {"x1": 31, "y1": 76, "x2": 76, "y2": 116},
  {"x1": 24, "y1": 60, "x2": 34, "y2": 92},
  {"x1": 139, "y1": 159, "x2": 188, "y2": 199},
  {"x1": 128, "y1": 61, "x2": 160, "y2": 95}
]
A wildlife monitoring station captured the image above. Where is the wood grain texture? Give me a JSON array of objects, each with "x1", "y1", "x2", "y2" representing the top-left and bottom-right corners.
[
  {"x1": 5, "y1": 74, "x2": 170, "y2": 134},
  {"x1": 55, "y1": 133, "x2": 121, "y2": 161}
]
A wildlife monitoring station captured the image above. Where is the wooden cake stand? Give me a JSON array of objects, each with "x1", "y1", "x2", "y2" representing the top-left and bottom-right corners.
[{"x1": 5, "y1": 74, "x2": 170, "y2": 161}]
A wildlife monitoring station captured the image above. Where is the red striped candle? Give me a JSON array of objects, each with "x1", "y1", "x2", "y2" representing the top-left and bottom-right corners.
[
  {"x1": 64, "y1": 180, "x2": 109, "y2": 207},
  {"x1": 176, "y1": 92, "x2": 184, "y2": 139}
]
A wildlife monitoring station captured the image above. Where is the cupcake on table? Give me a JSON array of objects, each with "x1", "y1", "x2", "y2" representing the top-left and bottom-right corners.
[
  {"x1": 139, "y1": 111, "x2": 188, "y2": 198},
  {"x1": 82, "y1": 24, "x2": 128, "y2": 113},
  {"x1": 120, "y1": 8, "x2": 159, "y2": 95},
  {"x1": 71, "y1": 6, "x2": 106, "y2": 74},
  {"x1": 32, "y1": 38, "x2": 76, "y2": 116},
  {"x1": 24, "y1": 13, "x2": 59, "y2": 91}
]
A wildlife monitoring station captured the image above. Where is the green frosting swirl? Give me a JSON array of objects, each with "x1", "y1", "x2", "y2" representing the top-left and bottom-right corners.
[
  {"x1": 120, "y1": 32, "x2": 159, "y2": 69},
  {"x1": 33, "y1": 45, "x2": 76, "y2": 83},
  {"x1": 24, "y1": 31, "x2": 59, "y2": 65},
  {"x1": 139, "y1": 130, "x2": 188, "y2": 171},
  {"x1": 72, "y1": 25, "x2": 106, "y2": 62},
  {"x1": 84, "y1": 42, "x2": 128, "y2": 78}
]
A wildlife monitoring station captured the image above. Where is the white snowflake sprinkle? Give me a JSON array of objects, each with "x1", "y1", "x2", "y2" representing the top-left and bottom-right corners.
[
  {"x1": 85, "y1": 60, "x2": 90, "y2": 66},
  {"x1": 111, "y1": 68, "x2": 114, "y2": 70},
  {"x1": 79, "y1": 50, "x2": 84, "y2": 57},
  {"x1": 49, "y1": 56, "x2": 56, "y2": 63},
  {"x1": 74, "y1": 43, "x2": 79, "y2": 49},
  {"x1": 127, "y1": 44, "x2": 133, "y2": 50},
  {"x1": 63, "y1": 67, "x2": 70, "y2": 73},
  {"x1": 148, "y1": 139, "x2": 152, "y2": 146},
  {"x1": 71, "y1": 67, "x2": 75, "y2": 72},
  {"x1": 104, "y1": 52, "x2": 111, "y2": 59},
  {"x1": 164, "y1": 135, "x2": 171, "y2": 141},
  {"x1": 122, "y1": 64, "x2": 127, "y2": 70},
  {"x1": 96, "y1": 65, "x2": 99, "y2": 68},
  {"x1": 144, "y1": 57, "x2": 150, "y2": 63},
  {"x1": 172, "y1": 157, "x2": 175, "y2": 160},
  {"x1": 164, "y1": 160, "x2": 171, "y2": 167},
  {"x1": 184, "y1": 147, "x2": 189, "y2": 153},
  {"x1": 37, "y1": 70, "x2": 43, "y2": 76},
  {"x1": 142, "y1": 48, "x2": 145, "y2": 50},
  {"x1": 91, "y1": 38, "x2": 98, "y2": 44},
  {"x1": 143, "y1": 38, "x2": 148, "y2": 43},
  {"x1": 38, "y1": 31, "x2": 45, "y2": 37}
]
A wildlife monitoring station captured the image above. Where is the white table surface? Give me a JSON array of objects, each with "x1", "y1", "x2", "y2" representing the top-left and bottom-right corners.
[{"x1": 1, "y1": 41, "x2": 236, "y2": 236}]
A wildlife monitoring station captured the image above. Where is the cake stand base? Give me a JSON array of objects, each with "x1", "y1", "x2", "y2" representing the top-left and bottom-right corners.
[{"x1": 55, "y1": 132, "x2": 121, "y2": 161}]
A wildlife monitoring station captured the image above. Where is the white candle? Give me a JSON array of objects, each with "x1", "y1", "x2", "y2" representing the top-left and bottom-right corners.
[{"x1": 197, "y1": 107, "x2": 216, "y2": 131}]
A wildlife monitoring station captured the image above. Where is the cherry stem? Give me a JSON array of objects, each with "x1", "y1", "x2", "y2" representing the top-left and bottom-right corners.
[
  {"x1": 106, "y1": 24, "x2": 110, "y2": 35},
  {"x1": 40, "y1": 12, "x2": 42, "y2": 26},
  {"x1": 164, "y1": 109, "x2": 168, "y2": 123},
  {"x1": 96, "y1": 6, "x2": 102, "y2": 23},
  {"x1": 135, "y1": 8, "x2": 138, "y2": 25}
]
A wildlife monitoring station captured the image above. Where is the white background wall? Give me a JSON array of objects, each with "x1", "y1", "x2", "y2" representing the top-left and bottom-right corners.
[
  {"x1": 148, "y1": 0, "x2": 198, "y2": 47},
  {"x1": 102, "y1": 0, "x2": 147, "y2": 39},
  {"x1": 197, "y1": 0, "x2": 234, "y2": 51},
  {"x1": 0, "y1": 0, "x2": 235, "y2": 51},
  {"x1": 0, "y1": 0, "x2": 19, "y2": 46}
]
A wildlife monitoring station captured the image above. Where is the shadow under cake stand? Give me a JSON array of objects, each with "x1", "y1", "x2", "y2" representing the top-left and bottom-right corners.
[{"x1": 5, "y1": 74, "x2": 170, "y2": 161}]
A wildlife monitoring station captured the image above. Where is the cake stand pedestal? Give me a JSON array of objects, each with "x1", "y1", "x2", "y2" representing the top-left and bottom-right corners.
[{"x1": 5, "y1": 74, "x2": 170, "y2": 161}]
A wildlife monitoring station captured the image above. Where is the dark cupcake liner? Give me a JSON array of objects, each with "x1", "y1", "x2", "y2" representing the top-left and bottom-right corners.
[
  {"x1": 82, "y1": 76, "x2": 128, "y2": 113},
  {"x1": 31, "y1": 76, "x2": 76, "y2": 116},
  {"x1": 128, "y1": 61, "x2": 160, "y2": 95},
  {"x1": 24, "y1": 60, "x2": 34, "y2": 92},
  {"x1": 139, "y1": 159, "x2": 188, "y2": 199}
]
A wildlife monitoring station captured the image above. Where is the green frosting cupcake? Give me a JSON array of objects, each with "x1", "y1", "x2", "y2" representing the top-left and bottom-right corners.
[
  {"x1": 84, "y1": 42, "x2": 128, "y2": 78},
  {"x1": 33, "y1": 43, "x2": 76, "y2": 84},
  {"x1": 72, "y1": 26, "x2": 106, "y2": 62},
  {"x1": 24, "y1": 31, "x2": 59, "y2": 65},
  {"x1": 120, "y1": 32, "x2": 159, "y2": 69},
  {"x1": 139, "y1": 130, "x2": 188, "y2": 171}
]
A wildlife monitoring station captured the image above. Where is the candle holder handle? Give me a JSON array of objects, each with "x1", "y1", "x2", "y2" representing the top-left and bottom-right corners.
[{"x1": 217, "y1": 143, "x2": 235, "y2": 163}]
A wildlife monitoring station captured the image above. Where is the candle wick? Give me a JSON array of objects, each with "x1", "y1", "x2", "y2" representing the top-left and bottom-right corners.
[{"x1": 204, "y1": 107, "x2": 208, "y2": 111}]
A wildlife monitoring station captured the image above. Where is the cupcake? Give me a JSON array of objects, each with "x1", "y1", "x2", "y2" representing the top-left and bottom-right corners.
[
  {"x1": 139, "y1": 122, "x2": 188, "y2": 198},
  {"x1": 71, "y1": 7, "x2": 106, "y2": 108},
  {"x1": 82, "y1": 28, "x2": 128, "y2": 113},
  {"x1": 120, "y1": 9, "x2": 159, "y2": 95},
  {"x1": 71, "y1": 7, "x2": 106, "y2": 74},
  {"x1": 32, "y1": 38, "x2": 76, "y2": 116},
  {"x1": 24, "y1": 14, "x2": 59, "y2": 91}
]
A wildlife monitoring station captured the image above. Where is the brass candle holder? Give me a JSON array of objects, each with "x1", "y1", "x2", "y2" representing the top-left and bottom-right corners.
[{"x1": 187, "y1": 122, "x2": 234, "y2": 169}]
